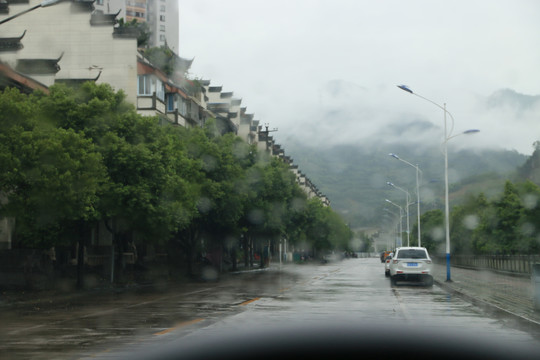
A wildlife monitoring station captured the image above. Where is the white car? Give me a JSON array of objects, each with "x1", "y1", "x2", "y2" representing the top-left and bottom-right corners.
[
  {"x1": 389, "y1": 247, "x2": 433, "y2": 286},
  {"x1": 384, "y1": 253, "x2": 393, "y2": 277}
]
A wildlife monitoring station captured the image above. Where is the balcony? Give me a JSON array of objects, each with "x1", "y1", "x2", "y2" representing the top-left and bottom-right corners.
[
  {"x1": 113, "y1": 26, "x2": 140, "y2": 39},
  {"x1": 16, "y1": 53, "x2": 63, "y2": 75},
  {"x1": 0, "y1": 1, "x2": 8, "y2": 14},
  {"x1": 0, "y1": 30, "x2": 25, "y2": 52},
  {"x1": 90, "y1": 10, "x2": 120, "y2": 26},
  {"x1": 137, "y1": 92, "x2": 166, "y2": 115}
]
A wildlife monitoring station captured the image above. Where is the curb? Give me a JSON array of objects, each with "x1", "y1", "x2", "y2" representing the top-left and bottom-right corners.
[{"x1": 434, "y1": 279, "x2": 540, "y2": 333}]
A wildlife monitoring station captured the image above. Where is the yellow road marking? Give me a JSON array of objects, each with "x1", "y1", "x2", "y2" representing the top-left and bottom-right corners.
[
  {"x1": 239, "y1": 297, "x2": 261, "y2": 306},
  {"x1": 153, "y1": 318, "x2": 204, "y2": 335}
]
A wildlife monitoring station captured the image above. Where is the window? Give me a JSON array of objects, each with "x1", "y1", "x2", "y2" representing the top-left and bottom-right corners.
[
  {"x1": 160, "y1": 15, "x2": 165, "y2": 22},
  {"x1": 166, "y1": 94, "x2": 176, "y2": 112},
  {"x1": 138, "y1": 75, "x2": 152, "y2": 95},
  {"x1": 397, "y1": 249, "x2": 428, "y2": 259},
  {"x1": 179, "y1": 98, "x2": 188, "y2": 116},
  {"x1": 156, "y1": 79, "x2": 165, "y2": 102},
  {"x1": 160, "y1": 34, "x2": 166, "y2": 42},
  {"x1": 160, "y1": 25, "x2": 165, "y2": 32}
]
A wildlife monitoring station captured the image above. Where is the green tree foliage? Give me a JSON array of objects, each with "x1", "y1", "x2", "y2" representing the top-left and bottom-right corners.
[
  {"x1": 517, "y1": 180, "x2": 540, "y2": 253},
  {"x1": 417, "y1": 210, "x2": 444, "y2": 254},
  {"x1": 0, "y1": 88, "x2": 106, "y2": 248},
  {"x1": 117, "y1": 18, "x2": 150, "y2": 47},
  {"x1": 288, "y1": 197, "x2": 352, "y2": 256},
  {"x1": 442, "y1": 179, "x2": 540, "y2": 255},
  {"x1": 517, "y1": 141, "x2": 540, "y2": 184},
  {"x1": 0, "y1": 83, "x2": 352, "y2": 280}
]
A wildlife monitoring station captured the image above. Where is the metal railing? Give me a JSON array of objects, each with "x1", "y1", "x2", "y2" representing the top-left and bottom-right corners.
[{"x1": 435, "y1": 254, "x2": 540, "y2": 275}]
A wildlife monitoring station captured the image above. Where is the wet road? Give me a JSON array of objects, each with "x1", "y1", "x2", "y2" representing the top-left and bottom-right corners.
[{"x1": 1, "y1": 257, "x2": 539, "y2": 359}]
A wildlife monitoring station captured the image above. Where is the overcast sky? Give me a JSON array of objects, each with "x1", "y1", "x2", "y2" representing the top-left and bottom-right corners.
[{"x1": 177, "y1": 0, "x2": 540, "y2": 155}]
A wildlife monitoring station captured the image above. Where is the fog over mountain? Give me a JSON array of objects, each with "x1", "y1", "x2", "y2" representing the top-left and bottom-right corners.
[
  {"x1": 180, "y1": 1, "x2": 540, "y2": 157},
  {"x1": 177, "y1": 0, "x2": 539, "y2": 227},
  {"x1": 285, "y1": 139, "x2": 528, "y2": 229},
  {"x1": 486, "y1": 89, "x2": 540, "y2": 112},
  {"x1": 279, "y1": 80, "x2": 540, "y2": 156}
]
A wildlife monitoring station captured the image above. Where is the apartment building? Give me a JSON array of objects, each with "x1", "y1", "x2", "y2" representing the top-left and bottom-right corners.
[
  {"x1": 147, "y1": 0, "x2": 178, "y2": 51},
  {"x1": 136, "y1": 50, "x2": 208, "y2": 128},
  {"x1": 94, "y1": 0, "x2": 179, "y2": 51},
  {"x1": 0, "y1": 0, "x2": 138, "y2": 102}
]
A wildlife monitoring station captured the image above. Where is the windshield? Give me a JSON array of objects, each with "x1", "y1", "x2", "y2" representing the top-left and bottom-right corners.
[
  {"x1": 397, "y1": 249, "x2": 428, "y2": 259},
  {"x1": 1, "y1": 1, "x2": 539, "y2": 359}
]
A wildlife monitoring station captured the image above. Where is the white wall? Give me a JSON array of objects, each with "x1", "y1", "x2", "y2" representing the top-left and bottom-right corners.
[{"x1": 0, "y1": 1, "x2": 138, "y2": 103}]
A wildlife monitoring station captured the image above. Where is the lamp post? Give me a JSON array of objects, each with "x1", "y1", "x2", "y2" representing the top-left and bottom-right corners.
[
  {"x1": 0, "y1": 0, "x2": 62, "y2": 25},
  {"x1": 386, "y1": 182, "x2": 410, "y2": 246},
  {"x1": 389, "y1": 153, "x2": 422, "y2": 247},
  {"x1": 397, "y1": 84, "x2": 479, "y2": 282},
  {"x1": 383, "y1": 208, "x2": 401, "y2": 249},
  {"x1": 382, "y1": 209, "x2": 395, "y2": 250},
  {"x1": 385, "y1": 199, "x2": 403, "y2": 248}
]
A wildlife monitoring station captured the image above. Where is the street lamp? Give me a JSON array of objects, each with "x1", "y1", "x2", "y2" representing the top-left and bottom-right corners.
[
  {"x1": 0, "y1": 0, "x2": 62, "y2": 25},
  {"x1": 397, "y1": 84, "x2": 479, "y2": 282},
  {"x1": 386, "y1": 181, "x2": 411, "y2": 246},
  {"x1": 389, "y1": 153, "x2": 422, "y2": 247},
  {"x1": 385, "y1": 199, "x2": 403, "y2": 248},
  {"x1": 383, "y1": 209, "x2": 398, "y2": 249}
]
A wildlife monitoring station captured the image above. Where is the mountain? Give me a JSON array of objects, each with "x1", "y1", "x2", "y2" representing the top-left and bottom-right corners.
[
  {"x1": 517, "y1": 142, "x2": 540, "y2": 184},
  {"x1": 284, "y1": 140, "x2": 528, "y2": 229},
  {"x1": 486, "y1": 89, "x2": 540, "y2": 112}
]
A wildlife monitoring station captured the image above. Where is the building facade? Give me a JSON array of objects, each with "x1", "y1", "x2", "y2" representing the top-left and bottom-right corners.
[
  {"x1": 94, "y1": 0, "x2": 179, "y2": 52},
  {"x1": 0, "y1": 0, "x2": 139, "y2": 102}
]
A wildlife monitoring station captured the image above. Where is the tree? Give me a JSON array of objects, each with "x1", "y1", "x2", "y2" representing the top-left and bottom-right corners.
[
  {"x1": 0, "y1": 127, "x2": 106, "y2": 249},
  {"x1": 418, "y1": 210, "x2": 444, "y2": 254},
  {"x1": 0, "y1": 86, "x2": 109, "y2": 288},
  {"x1": 517, "y1": 141, "x2": 540, "y2": 185},
  {"x1": 449, "y1": 194, "x2": 488, "y2": 255},
  {"x1": 0, "y1": 88, "x2": 106, "y2": 250},
  {"x1": 490, "y1": 181, "x2": 524, "y2": 254},
  {"x1": 515, "y1": 180, "x2": 540, "y2": 254},
  {"x1": 117, "y1": 18, "x2": 150, "y2": 47},
  {"x1": 1, "y1": 83, "x2": 205, "y2": 284}
]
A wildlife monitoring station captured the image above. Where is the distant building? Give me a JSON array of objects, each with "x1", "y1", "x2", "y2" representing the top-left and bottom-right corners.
[
  {"x1": 94, "y1": 0, "x2": 179, "y2": 52},
  {"x1": 147, "y1": 0, "x2": 179, "y2": 51}
]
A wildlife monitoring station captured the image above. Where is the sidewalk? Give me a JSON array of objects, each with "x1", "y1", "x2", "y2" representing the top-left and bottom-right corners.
[{"x1": 433, "y1": 263, "x2": 540, "y2": 327}]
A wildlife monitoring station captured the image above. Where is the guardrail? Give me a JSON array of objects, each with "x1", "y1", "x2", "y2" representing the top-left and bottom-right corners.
[{"x1": 435, "y1": 254, "x2": 540, "y2": 275}]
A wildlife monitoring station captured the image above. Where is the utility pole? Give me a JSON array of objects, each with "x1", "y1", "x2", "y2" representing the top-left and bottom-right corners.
[{"x1": 259, "y1": 123, "x2": 278, "y2": 151}]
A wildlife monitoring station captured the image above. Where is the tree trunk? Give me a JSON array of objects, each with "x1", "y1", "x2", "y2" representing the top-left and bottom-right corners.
[
  {"x1": 249, "y1": 236, "x2": 254, "y2": 268},
  {"x1": 231, "y1": 246, "x2": 238, "y2": 272},
  {"x1": 242, "y1": 236, "x2": 248, "y2": 268},
  {"x1": 76, "y1": 222, "x2": 86, "y2": 290},
  {"x1": 104, "y1": 218, "x2": 117, "y2": 283}
]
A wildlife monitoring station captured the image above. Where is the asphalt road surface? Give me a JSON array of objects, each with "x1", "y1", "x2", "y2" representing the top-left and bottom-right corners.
[{"x1": 1, "y1": 257, "x2": 539, "y2": 359}]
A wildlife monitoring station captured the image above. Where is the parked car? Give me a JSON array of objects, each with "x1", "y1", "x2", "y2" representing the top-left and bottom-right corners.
[
  {"x1": 384, "y1": 254, "x2": 393, "y2": 277},
  {"x1": 389, "y1": 247, "x2": 433, "y2": 286},
  {"x1": 380, "y1": 251, "x2": 392, "y2": 263}
]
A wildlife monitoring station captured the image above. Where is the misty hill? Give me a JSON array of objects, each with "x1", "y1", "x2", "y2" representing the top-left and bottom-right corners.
[
  {"x1": 486, "y1": 88, "x2": 540, "y2": 112},
  {"x1": 284, "y1": 141, "x2": 528, "y2": 229},
  {"x1": 517, "y1": 143, "x2": 540, "y2": 184}
]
